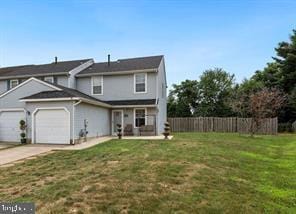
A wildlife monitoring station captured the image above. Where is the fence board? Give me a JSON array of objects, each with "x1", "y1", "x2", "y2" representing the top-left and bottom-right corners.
[
  {"x1": 168, "y1": 117, "x2": 278, "y2": 135},
  {"x1": 290, "y1": 120, "x2": 296, "y2": 133}
]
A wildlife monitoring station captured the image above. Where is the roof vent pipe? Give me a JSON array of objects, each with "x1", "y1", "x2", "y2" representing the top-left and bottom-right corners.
[
  {"x1": 108, "y1": 54, "x2": 110, "y2": 67},
  {"x1": 55, "y1": 56, "x2": 58, "y2": 64}
]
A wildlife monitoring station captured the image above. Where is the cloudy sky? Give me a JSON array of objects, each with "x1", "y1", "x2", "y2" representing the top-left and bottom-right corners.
[{"x1": 0, "y1": 0, "x2": 295, "y2": 88}]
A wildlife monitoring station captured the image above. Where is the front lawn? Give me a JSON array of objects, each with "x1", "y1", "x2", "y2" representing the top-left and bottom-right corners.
[{"x1": 0, "y1": 133, "x2": 295, "y2": 213}]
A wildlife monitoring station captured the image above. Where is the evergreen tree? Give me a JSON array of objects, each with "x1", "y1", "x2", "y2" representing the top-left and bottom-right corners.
[{"x1": 252, "y1": 29, "x2": 296, "y2": 122}]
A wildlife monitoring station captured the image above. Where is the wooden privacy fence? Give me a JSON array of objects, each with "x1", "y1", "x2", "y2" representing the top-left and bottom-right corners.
[
  {"x1": 168, "y1": 117, "x2": 278, "y2": 135},
  {"x1": 292, "y1": 121, "x2": 296, "y2": 132}
]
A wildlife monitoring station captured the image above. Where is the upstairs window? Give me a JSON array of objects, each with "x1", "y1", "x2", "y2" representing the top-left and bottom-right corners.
[
  {"x1": 10, "y1": 79, "x2": 19, "y2": 89},
  {"x1": 134, "y1": 108, "x2": 146, "y2": 128},
  {"x1": 44, "y1": 76, "x2": 54, "y2": 83},
  {"x1": 134, "y1": 73, "x2": 147, "y2": 93},
  {"x1": 92, "y1": 76, "x2": 103, "y2": 95}
]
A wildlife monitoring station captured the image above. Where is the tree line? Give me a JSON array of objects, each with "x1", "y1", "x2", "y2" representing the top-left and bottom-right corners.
[{"x1": 168, "y1": 29, "x2": 296, "y2": 129}]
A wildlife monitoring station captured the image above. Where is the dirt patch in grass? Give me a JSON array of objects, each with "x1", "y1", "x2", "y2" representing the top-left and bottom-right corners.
[{"x1": 106, "y1": 160, "x2": 120, "y2": 166}]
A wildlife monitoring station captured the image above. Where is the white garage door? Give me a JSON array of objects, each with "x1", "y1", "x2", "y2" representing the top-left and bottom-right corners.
[
  {"x1": 35, "y1": 109, "x2": 70, "y2": 144},
  {"x1": 0, "y1": 110, "x2": 25, "y2": 142}
]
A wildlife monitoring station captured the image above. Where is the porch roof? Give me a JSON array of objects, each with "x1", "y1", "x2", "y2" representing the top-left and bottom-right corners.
[
  {"x1": 20, "y1": 87, "x2": 157, "y2": 108},
  {"x1": 19, "y1": 87, "x2": 112, "y2": 108},
  {"x1": 105, "y1": 99, "x2": 157, "y2": 106}
]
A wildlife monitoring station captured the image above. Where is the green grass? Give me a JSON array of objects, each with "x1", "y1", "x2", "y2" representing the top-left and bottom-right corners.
[{"x1": 0, "y1": 133, "x2": 295, "y2": 213}]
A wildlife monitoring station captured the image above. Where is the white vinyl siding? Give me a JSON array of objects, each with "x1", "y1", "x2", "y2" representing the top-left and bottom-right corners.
[
  {"x1": 0, "y1": 110, "x2": 25, "y2": 142},
  {"x1": 134, "y1": 73, "x2": 147, "y2": 93},
  {"x1": 74, "y1": 103, "x2": 110, "y2": 138},
  {"x1": 76, "y1": 73, "x2": 157, "y2": 100},
  {"x1": 92, "y1": 76, "x2": 103, "y2": 95}
]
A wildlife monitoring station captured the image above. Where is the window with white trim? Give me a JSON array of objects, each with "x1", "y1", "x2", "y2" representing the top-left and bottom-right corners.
[
  {"x1": 44, "y1": 76, "x2": 54, "y2": 83},
  {"x1": 134, "y1": 108, "x2": 146, "y2": 128},
  {"x1": 92, "y1": 76, "x2": 103, "y2": 95},
  {"x1": 10, "y1": 79, "x2": 19, "y2": 89},
  {"x1": 134, "y1": 73, "x2": 146, "y2": 93}
]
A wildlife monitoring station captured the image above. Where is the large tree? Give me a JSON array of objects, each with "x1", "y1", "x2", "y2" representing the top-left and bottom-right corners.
[
  {"x1": 273, "y1": 30, "x2": 296, "y2": 92},
  {"x1": 232, "y1": 78, "x2": 264, "y2": 118},
  {"x1": 253, "y1": 29, "x2": 296, "y2": 122},
  {"x1": 253, "y1": 62, "x2": 282, "y2": 88},
  {"x1": 167, "y1": 68, "x2": 236, "y2": 117},
  {"x1": 195, "y1": 68, "x2": 235, "y2": 117},
  {"x1": 167, "y1": 80, "x2": 199, "y2": 117}
]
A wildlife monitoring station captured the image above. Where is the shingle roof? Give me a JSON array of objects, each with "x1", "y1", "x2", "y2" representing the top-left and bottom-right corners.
[
  {"x1": 0, "y1": 59, "x2": 91, "y2": 78},
  {"x1": 77, "y1": 55, "x2": 163, "y2": 76},
  {"x1": 20, "y1": 85, "x2": 109, "y2": 105},
  {"x1": 21, "y1": 90, "x2": 75, "y2": 99},
  {"x1": 0, "y1": 55, "x2": 163, "y2": 78},
  {"x1": 105, "y1": 99, "x2": 157, "y2": 106},
  {"x1": 0, "y1": 65, "x2": 34, "y2": 75}
]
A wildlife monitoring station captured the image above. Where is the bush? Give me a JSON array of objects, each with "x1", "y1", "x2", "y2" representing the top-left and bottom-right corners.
[
  {"x1": 19, "y1": 120, "x2": 27, "y2": 143},
  {"x1": 278, "y1": 123, "x2": 293, "y2": 132},
  {"x1": 19, "y1": 120, "x2": 26, "y2": 126}
]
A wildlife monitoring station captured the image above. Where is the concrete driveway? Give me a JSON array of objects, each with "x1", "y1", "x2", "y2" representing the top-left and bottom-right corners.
[
  {"x1": 0, "y1": 142, "x2": 20, "y2": 150},
  {"x1": 0, "y1": 144, "x2": 66, "y2": 166},
  {"x1": 0, "y1": 137, "x2": 113, "y2": 167}
]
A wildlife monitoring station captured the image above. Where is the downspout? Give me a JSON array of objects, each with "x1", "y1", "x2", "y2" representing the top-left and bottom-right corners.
[{"x1": 72, "y1": 100, "x2": 82, "y2": 144}]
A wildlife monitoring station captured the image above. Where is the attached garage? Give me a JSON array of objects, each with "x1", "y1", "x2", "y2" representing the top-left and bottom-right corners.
[
  {"x1": 21, "y1": 85, "x2": 112, "y2": 145},
  {"x1": 33, "y1": 108, "x2": 71, "y2": 144},
  {"x1": 0, "y1": 109, "x2": 25, "y2": 142}
]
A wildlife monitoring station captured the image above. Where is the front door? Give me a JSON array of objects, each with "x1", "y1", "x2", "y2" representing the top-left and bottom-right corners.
[{"x1": 112, "y1": 110, "x2": 123, "y2": 135}]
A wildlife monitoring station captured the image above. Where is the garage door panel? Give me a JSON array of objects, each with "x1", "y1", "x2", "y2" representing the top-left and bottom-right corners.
[
  {"x1": 0, "y1": 111, "x2": 25, "y2": 142},
  {"x1": 35, "y1": 109, "x2": 70, "y2": 144}
]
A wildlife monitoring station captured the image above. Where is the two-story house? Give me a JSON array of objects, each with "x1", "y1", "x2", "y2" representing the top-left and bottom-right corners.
[{"x1": 0, "y1": 55, "x2": 167, "y2": 144}]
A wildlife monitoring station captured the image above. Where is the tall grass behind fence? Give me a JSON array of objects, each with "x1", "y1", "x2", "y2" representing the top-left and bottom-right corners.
[{"x1": 168, "y1": 117, "x2": 278, "y2": 135}]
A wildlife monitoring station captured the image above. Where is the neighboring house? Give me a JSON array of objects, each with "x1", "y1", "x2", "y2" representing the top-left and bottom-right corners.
[{"x1": 0, "y1": 56, "x2": 167, "y2": 144}]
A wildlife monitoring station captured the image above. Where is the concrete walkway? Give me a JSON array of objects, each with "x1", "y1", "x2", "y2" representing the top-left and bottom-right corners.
[
  {"x1": 120, "y1": 135, "x2": 173, "y2": 140},
  {"x1": 57, "y1": 136, "x2": 112, "y2": 150}
]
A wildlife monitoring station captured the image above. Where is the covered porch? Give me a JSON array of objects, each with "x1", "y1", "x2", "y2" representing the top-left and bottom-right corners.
[{"x1": 111, "y1": 107, "x2": 158, "y2": 136}]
